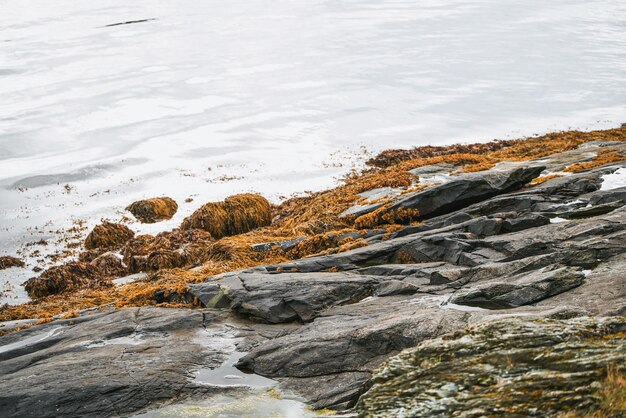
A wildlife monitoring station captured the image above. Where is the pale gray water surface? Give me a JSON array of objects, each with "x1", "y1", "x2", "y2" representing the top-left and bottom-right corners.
[{"x1": 1, "y1": 0, "x2": 626, "y2": 303}]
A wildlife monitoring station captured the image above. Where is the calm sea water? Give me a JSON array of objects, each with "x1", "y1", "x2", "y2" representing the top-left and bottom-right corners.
[{"x1": 1, "y1": 0, "x2": 625, "y2": 303}]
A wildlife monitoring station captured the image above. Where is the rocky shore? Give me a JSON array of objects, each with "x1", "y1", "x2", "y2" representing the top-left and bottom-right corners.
[{"x1": 1, "y1": 128, "x2": 625, "y2": 417}]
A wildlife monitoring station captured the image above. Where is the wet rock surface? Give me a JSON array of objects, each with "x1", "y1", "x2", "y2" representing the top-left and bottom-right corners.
[
  {"x1": 2, "y1": 152, "x2": 626, "y2": 416},
  {"x1": 0, "y1": 307, "x2": 240, "y2": 418}
]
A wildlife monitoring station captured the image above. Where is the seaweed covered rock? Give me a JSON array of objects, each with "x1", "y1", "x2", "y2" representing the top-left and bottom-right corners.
[
  {"x1": 0, "y1": 256, "x2": 24, "y2": 270},
  {"x1": 121, "y1": 228, "x2": 213, "y2": 273},
  {"x1": 358, "y1": 316, "x2": 626, "y2": 417},
  {"x1": 84, "y1": 221, "x2": 134, "y2": 251},
  {"x1": 89, "y1": 252, "x2": 128, "y2": 278},
  {"x1": 145, "y1": 249, "x2": 186, "y2": 272},
  {"x1": 77, "y1": 248, "x2": 106, "y2": 263},
  {"x1": 126, "y1": 197, "x2": 178, "y2": 223},
  {"x1": 181, "y1": 194, "x2": 271, "y2": 239},
  {"x1": 23, "y1": 262, "x2": 109, "y2": 298}
]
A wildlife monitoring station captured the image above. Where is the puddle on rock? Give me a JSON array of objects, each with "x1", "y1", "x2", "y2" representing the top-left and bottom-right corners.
[
  {"x1": 195, "y1": 351, "x2": 275, "y2": 388},
  {"x1": 0, "y1": 327, "x2": 63, "y2": 355}
]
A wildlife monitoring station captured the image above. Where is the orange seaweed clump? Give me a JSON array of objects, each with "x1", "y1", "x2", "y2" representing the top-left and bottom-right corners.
[
  {"x1": 564, "y1": 149, "x2": 626, "y2": 173},
  {"x1": 531, "y1": 174, "x2": 564, "y2": 185},
  {"x1": 84, "y1": 221, "x2": 135, "y2": 251},
  {"x1": 598, "y1": 366, "x2": 626, "y2": 415},
  {"x1": 354, "y1": 205, "x2": 421, "y2": 229},
  {"x1": 181, "y1": 194, "x2": 271, "y2": 239},
  {"x1": 351, "y1": 170, "x2": 416, "y2": 194},
  {"x1": 333, "y1": 237, "x2": 369, "y2": 254},
  {"x1": 0, "y1": 256, "x2": 24, "y2": 270},
  {"x1": 398, "y1": 153, "x2": 488, "y2": 172},
  {"x1": 23, "y1": 262, "x2": 110, "y2": 298},
  {"x1": 288, "y1": 229, "x2": 359, "y2": 258},
  {"x1": 126, "y1": 197, "x2": 178, "y2": 223},
  {"x1": 120, "y1": 228, "x2": 214, "y2": 274},
  {"x1": 393, "y1": 250, "x2": 417, "y2": 264},
  {"x1": 370, "y1": 127, "x2": 626, "y2": 169},
  {"x1": 458, "y1": 161, "x2": 497, "y2": 173},
  {"x1": 5, "y1": 126, "x2": 626, "y2": 329}
]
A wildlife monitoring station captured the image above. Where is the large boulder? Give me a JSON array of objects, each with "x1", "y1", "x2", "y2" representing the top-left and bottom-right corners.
[
  {"x1": 190, "y1": 271, "x2": 382, "y2": 323},
  {"x1": 386, "y1": 165, "x2": 545, "y2": 219},
  {"x1": 181, "y1": 194, "x2": 271, "y2": 239},
  {"x1": 236, "y1": 295, "x2": 472, "y2": 410},
  {"x1": 126, "y1": 197, "x2": 178, "y2": 223},
  {"x1": 345, "y1": 166, "x2": 544, "y2": 223}
]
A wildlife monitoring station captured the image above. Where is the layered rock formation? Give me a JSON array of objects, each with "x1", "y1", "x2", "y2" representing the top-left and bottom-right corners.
[{"x1": 1, "y1": 139, "x2": 625, "y2": 417}]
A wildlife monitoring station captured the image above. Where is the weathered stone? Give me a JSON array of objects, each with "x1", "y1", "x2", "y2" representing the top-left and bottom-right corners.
[
  {"x1": 191, "y1": 272, "x2": 380, "y2": 323},
  {"x1": 236, "y1": 295, "x2": 473, "y2": 409},
  {"x1": 0, "y1": 307, "x2": 237, "y2": 418},
  {"x1": 4, "y1": 146, "x2": 626, "y2": 418},
  {"x1": 357, "y1": 316, "x2": 626, "y2": 417},
  {"x1": 387, "y1": 166, "x2": 545, "y2": 219},
  {"x1": 451, "y1": 265, "x2": 586, "y2": 308},
  {"x1": 501, "y1": 213, "x2": 550, "y2": 232}
]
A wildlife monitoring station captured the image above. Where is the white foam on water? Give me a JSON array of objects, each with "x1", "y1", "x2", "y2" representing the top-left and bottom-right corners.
[
  {"x1": 550, "y1": 217, "x2": 569, "y2": 223},
  {"x1": 600, "y1": 167, "x2": 626, "y2": 191},
  {"x1": 195, "y1": 351, "x2": 276, "y2": 388}
]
